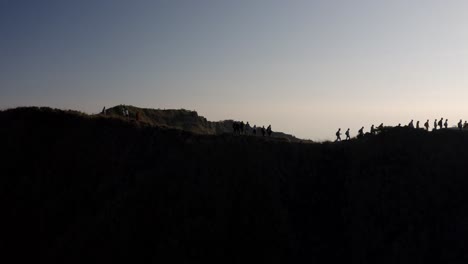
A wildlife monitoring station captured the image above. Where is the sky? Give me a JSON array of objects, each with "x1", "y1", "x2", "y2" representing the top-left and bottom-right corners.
[{"x1": 2, "y1": 0, "x2": 468, "y2": 140}]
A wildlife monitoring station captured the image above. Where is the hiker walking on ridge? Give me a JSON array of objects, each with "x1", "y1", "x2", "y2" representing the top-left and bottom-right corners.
[
  {"x1": 335, "y1": 128, "x2": 342, "y2": 142},
  {"x1": 358, "y1": 126, "x2": 364, "y2": 138},
  {"x1": 252, "y1": 125, "x2": 257, "y2": 135},
  {"x1": 261, "y1": 126, "x2": 266, "y2": 137},
  {"x1": 245, "y1": 122, "x2": 251, "y2": 134},
  {"x1": 233, "y1": 122, "x2": 242, "y2": 135},
  {"x1": 267, "y1": 125, "x2": 272, "y2": 137},
  {"x1": 370, "y1": 125, "x2": 375, "y2": 135},
  {"x1": 458, "y1": 119, "x2": 463, "y2": 131},
  {"x1": 424, "y1": 120, "x2": 429, "y2": 131},
  {"x1": 464, "y1": 121, "x2": 468, "y2": 129},
  {"x1": 408, "y1": 120, "x2": 414, "y2": 128},
  {"x1": 444, "y1": 119, "x2": 448, "y2": 129},
  {"x1": 102, "y1": 106, "x2": 106, "y2": 116},
  {"x1": 438, "y1": 118, "x2": 443, "y2": 129},
  {"x1": 232, "y1": 122, "x2": 236, "y2": 134},
  {"x1": 378, "y1": 123, "x2": 384, "y2": 131},
  {"x1": 416, "y1": 121, "x2": 420, "y2": 129},
  {"x1": 434, "y1": 119, "x2": 438, "y2": 131},
  {"x1": 345, "y1": 128, "x2": 351, "y2": 140}
]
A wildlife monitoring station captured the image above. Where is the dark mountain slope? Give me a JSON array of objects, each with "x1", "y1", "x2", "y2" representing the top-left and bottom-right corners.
[{"x1": 1, "y1": 107, "x2": 468, "y2": 263}]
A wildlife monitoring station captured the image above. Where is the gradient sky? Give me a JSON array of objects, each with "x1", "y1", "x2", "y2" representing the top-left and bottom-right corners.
[{"x1": 2, "y1": 0, "x2": 468, "y2": 140}]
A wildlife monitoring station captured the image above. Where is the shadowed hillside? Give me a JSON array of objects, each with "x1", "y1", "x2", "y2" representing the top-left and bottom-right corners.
[
  {"x1": 105, "y1": 105, "x2": 306, "y2": 142},
  {"x1": 2, "y1": 107, "x2": 468, "y2": 263}
]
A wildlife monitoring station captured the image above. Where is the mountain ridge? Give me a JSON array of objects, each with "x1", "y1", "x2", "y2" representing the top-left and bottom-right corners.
[
  {"x1": 1, "y1": 106, "x2": 468, "y2": 263},
  {"x1": 105, "y1": 105, "x2": 308, "y2": 142}
]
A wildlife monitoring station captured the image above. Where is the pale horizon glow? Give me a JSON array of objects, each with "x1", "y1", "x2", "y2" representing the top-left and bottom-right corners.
[{"x1": 2, "y1": 0, "x2": 468, "y2": 140}]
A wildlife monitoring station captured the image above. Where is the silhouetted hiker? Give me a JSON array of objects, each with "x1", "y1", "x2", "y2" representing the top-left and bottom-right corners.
[
  {"x1": 240, "y1": 121, "x2": 245, "y2": 134},
  {"x1": 261, "y1": 126, "x2": 266, "y2": 137},
  {"x1": 245, "y1": 122, "x2": 251, "y2": 134},
  {"x1": 267, "y1": 125, "x2": 272, "y2": 136},
  {"x1": 335, "y1": 128, "x2": 341, "y2": 142},
  {"x1": 438, "y1": 118, "x2": 443, "y2": 129},
  {"x1": 233, "y1": 122, "x2": 240, "y2": 135},
  {"x1": 236, "y1": 122, "x2": 241, "y2": 134},
  {"x1": 377, "y1": 123, "x2": 384, "y2": 133},
  {"x1": 102, "y1": 106, "x2": 106, "y2": 116},
  {"x1": 424, "y1": 120, "x2": 429, "y2": 131},
  {"x1": 253, "y1": 125, "x2": 257, "y2": 135},
  {"x1": 397, "y1": 123, "x2": 401, "y2": 127},
  {"x1": 416, "y1": 121, "x2": 420, "y2": 129},
  {"x1": 345, "y1": 128, "x2": 350, "y2": 140},
  {"x1": 464, "y1": 121, "x2": 468, "y2": 129},
  {"x1": 444, "y1": 119, "x2": 448, "y2": 129},
  {"x1": 434, "y1": 119, "x2": 438, "y2": 131},
  {"x1": 370, "y1": 125, "x2": 375, "y2": 135},
  {"x1": 358, "y1": 127, "x2": 364, "y2": 138},
  {"x1": 122, "y1": 107, "x2": 126, "y2": 117},
  {"x1": 458, "y1": 120, "x2": 463, "y2": 131},
  {"x1": 408, "y1": 120, "x2": 414, "y2": 128}
]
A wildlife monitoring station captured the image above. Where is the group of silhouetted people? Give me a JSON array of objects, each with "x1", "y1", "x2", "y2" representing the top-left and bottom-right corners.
[
  {"x1": 423, "y1": 118, "x2": 468, "y2": 131},
  {"x1": 336, "y1": 118, "x2": 468, "y2": 142},
  {"x1": 335, "y1": 128, "x2": 351, "y2": 142},
  {"x1": 233, "y1": 121, "x2": 272, "y2": 137}
]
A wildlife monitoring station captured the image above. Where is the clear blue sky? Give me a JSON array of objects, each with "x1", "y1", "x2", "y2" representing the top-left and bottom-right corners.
[{"x1": 2, "y1": 0, "x2": 468, "y2": 140}]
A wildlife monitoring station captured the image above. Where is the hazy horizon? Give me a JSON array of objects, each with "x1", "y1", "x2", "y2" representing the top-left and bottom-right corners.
[{"x1": 2, "y1": 1, "x2": 468, "y2": 140}]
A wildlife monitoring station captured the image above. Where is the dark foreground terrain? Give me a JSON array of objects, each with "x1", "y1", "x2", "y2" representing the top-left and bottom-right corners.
[{"x1": 1, "y1": 107, "x2": 468, "y2": 263}]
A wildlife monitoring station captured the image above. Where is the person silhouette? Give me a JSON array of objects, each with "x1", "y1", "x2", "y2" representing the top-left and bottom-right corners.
[
  {"x1": 397, "y1": 123, "x2": 401, "y2": 127},
  {"x1": 358, "y1": 126, "x2": 364, "y2": 138},
  {"x1": 408, "y1": 120, "x2": 414, "y2": 128},
  {"x1": 464, "y1": 121, "x2": 468, "y2": 129},
  {"x1": 438, "y1": 118, "x2": 443, "y2": 129},
  {"x1": 252, "y1": 125, "x2": 257, "y2": 135},
  {"x1": 232, "y1": 122, "x2": 237, "y2": 134},
  {"x1": 378, "y1": 123, "x2": 384, "y2": 131},
  {"x1": 245, "y1": 122, "x2": 251, "y2": 134},
  {"x1": 424, "y1": 120, "x2": 429, "y2": 131},
  {"x1": 345, "y1": 128, "x2": 351, "y2": 140},
  {"x1": 267, "y1": 125, "x2": 272, "y2": 137},
  {"x1": 102, "y1": 106, "x2": 106, "y2": 116},
  {"x1": 416, "y1": 121, "x2": 420, "y2": 129},
  {"x1": 261, "y1": 126, "x2": 266, "y2": 137},
  {"x1": 458, "y1": 119, "x2": 463, "y2": 131},
  {"x1": 434, "y1": 119, "x2": 438, "y2": 131},
  {"x1": 335, "y1": 128, "x2": 342, "y2": 142},
  {"x1": 370, "y1": 125, "x2": 375, "y2": 135},
  {"x1": 444, "y1": 119, "x2": 448, "y2": 129}
]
